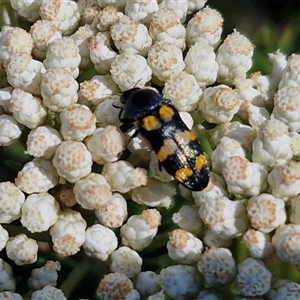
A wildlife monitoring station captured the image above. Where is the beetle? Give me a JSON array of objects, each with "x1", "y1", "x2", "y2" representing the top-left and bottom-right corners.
[{"x1": 118, "y1": 87, "x2": 210, "y2": 191}]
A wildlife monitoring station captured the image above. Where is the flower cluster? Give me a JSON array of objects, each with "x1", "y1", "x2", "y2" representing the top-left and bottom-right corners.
[{"x1": 0, "y1": 0, "x2": 299, "y2": 299}]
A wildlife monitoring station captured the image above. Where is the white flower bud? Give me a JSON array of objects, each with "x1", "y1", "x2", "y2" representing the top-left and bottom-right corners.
[
  {"x1": 26, "y1": 126, "x2": 62, "y2": 159},
  {"x1": 28, "y1": 260, "x2": 61, "y2": 290},
  {"x1": 0, "y1": 182, "x2": 25, "y2": 223},
  {"x1": 185, "y1": 40, "x2": 218, "y2": 88},
  {"x1": 21, "y1": 192, "x2": 60, "y2": 233},
  {"x1": 60, "y1": 104, "x2": 96, "y2": 141},
  {"x1": 147, "y1": 41, "x2": 184, "y2": 84},
  {"x1": 92, "y1": 6, "x2": 120, "y2": 31},
  {"x1": 0, "y1": 258, "x2": 16, "y2": 292},
  {"x1": 198, "y1": 247, "x2": 236, "y2": 286},
  {"x1": 133, "y1": 271, "x2": 161, "y2": 298},
  {"x1": 267, "y1": 160, "x2": 300, "y2": 199},
  {"x1": 109, "y1": 246, "x2": 142, "y2": 278},
  {"x1": 6, "y1": 234, "x2": 38, "y2": 266},
  {"x1": 268, "y1": 50, "x2": 287, "y2": 84},
  {"x1": 83, "y1": 224, "x2": 118, "y2": 261},
  {"x1": 278, "y1": 53, "x2": 300, "y2": 89},
  {"x1": 163, "y1": 72, "x2": 202, "y2": 112},
  {"x1": 167, "y1": 228, "x2": 203, "y2": 264},
  {"x1": 52, "y1": 141, "x2": 93, "y2": 183},
  {"x1": 73, "y1": 173, "x2": 112, "y2": 210},
  {"x1": 10, "y1": 0, "x2": 40, "y2": 22},
  {"x1": 247, "y1": 193, "x2": 286, "y2": 233},
  {"x1": 268, "y1": 279, "x2": 300, "y2": 300},
  {"x1": 31, "y1": 286, "x2": 66, "y2": 300},
  {"x1": 203, "y1": 228, "x2": 232, "y2": 248},
  {"x1": 222, "y1": 156, "x2": 268, "y2": 198},
  {"x1": 95, "y1": 193, "x2": 128, "y2": 228},
  {"x1": 186, "y1": 7, "x2": 223, "y2": 48},
  {"x1": 50, "y1": 210, "x2": 87, "y2": 256},
  {"x1": 130, "y1": 178, "x2": 176, "y2": 208},
  {"x1": 216, "y1": 30, "x2": 254, "y2": 85},
  {"x1": 158, "y1": 0, "x2": 188, "y2": 23},
  {"x1": 243, "y1": 229, "x2": 273, "y2": 259},
  {"x1": 199, "y1": 85, "x2": 241, "y2": 124},
  {"x1": 40, "y1": 0, "x2": 80, "y2": 35},
  {"x1": 41, "y1": 67, "x2": 78, "y2": 112},
  {"x1": 111, "y1": 53, "x2": 152, "y2": 91},
  {"x1": 236, "y1": 258, "x2": 271, "y2": 297},
  {"x1": 102, "y1": 161, "x2": 147, "y2": 193},
  {"x1": 0, "y1": 114, "x2": 22, "y2": 146},
  {"x1": 9, "y1": 88, "x2": 47, "y2": 129},
  {"x1": 15, "y1": 158, "x2": 58, "y2": 194},
  {"x1": 85, "y1": 125, "x2": 125, "y2": 164},
  {"x1": 121, "y1": 209, "x2": 162, "y2": 251}
]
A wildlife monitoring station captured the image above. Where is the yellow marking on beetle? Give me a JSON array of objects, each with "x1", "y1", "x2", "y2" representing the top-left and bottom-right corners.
[
  {"x1": 159, "y1": 105, "x2": 175, "y2": 122},
  {"x1": 142, "y1": 115, "x2": 161, "y2": 131},
  {"x1": 174, "y1": 130, "x2": 197, "y2": 144},
  {"x1": 175, "y1": 168, "x2": 193, "y2": 183},
  {"x1": 157, "y1": 139, "x2": 177, "y2": 162},
  {"x1": 195, "y1": 154, "x2": 207, "y2": 170}
]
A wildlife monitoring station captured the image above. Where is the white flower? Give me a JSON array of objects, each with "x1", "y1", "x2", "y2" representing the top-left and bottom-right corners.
[
  {"x1": 203, "y1": 228, "x2": 232, "y2": 248},
  {"x1": 109, "y1": 246, "x2": 142, "y2": 278},
  {"x1": 211, "y1": 137, "x2": 245, "y2": 174},
  {"x1": 236, "y1": 258, "x2": 271, "y2": 296},
  {"x1": 268, "y1": 50, "x2": 287, "y2": 84},
  {"x1": 187, "y1": 0, "x2": 207, "y2": 14},
  {"x1": 243, "y1": 229, "x2": 274, "y2": 259},
  {"x1": 186, "y1": 7, "x2": 223, "y2": 48},
  {"x1": 273, "y1": 86, "x2": 300, "y2": 132},
  {"x1": 15, "y1": 158, "x2": 58, "y2": 194},
  {"x1": 167, "y1": 228, "x2": 203, "y2": 264},
  {"x1": 0, "y1": 181, "x2": 25, "y2": 223},
  {"x1": 158, "y1": 0, "x2": 188, "y2": 23},
  {"x1": 184, "y1": 40, "x2": 219, "y2": 88},
  {"x1": 41, "y1": 67, "x2": 78, "y2": 112},
  {"x1": 247, "y1": 193, "x2": 286, "y2": 233},
  {"x1": 199, "y1": 84, "x2": 241, "y2": 124},
  {"x1": 78, "y1": 0, "x2": 100, "y2": 25},
  {"x1": 85, "y1": 125, "x2": 125, "y2": 164},
  {"x1": 50, "y1": 210, "x2": 87, "y2": 256},
  {"x1": 0, "y1": 225, "x2": 8, "y2": 251},
  {"x1": 120, "y1": 209, "x2": 162, "y2": 251},
  {"x1": 216, "y1": 30, "x2": 254, "y2": 85},
  {"x1": 130, "y1": 178, "x2": 176, "y2": 208},
  {"x1": 102, "y1": 160, "x2": 147, "y2": 193},
  {"x1": 125, "y1": 0, "x2": 159, "y2": 25},
  {"x1": 28, "y1": 261, "x2": 61, "y2": 290},
  {"x1": 21, "y1": 192, "x2": 60, "y2": 233},
  {"x1": 222, "y1": 156, "x2": 268, "y2": 198},
  {"x1": 31, "y1": 286, "x2": 66, "y2": 300},
  {"x1": 111, "y1": 53, "x2": 152, "y2": 91},
  {"x1": 278, "y1": 53, "x2": 300, "y2": 89},
  {"x1": 267, "y1": 160, "x2": 300, "y2": 199},
  {"x1": 25, "y1": 126, "x2": 62, "y2": 159},
  {"x1": 133, "y1": 271, "x2": 161, "y2": 298},
  {"x1": 92, "y1": 6, "x2": 120, "y2": 31},
  {"x1": 6, "y1": 53, "x2": 46, "y2": 96},
  {"x1": 9, "y1": 88, "x2": 47, "y2": 129},
  {"x1": 0, "y1": 114, "x2": 22, "y2": 146},
  {"x1": 30, "y1": 20, "x2": 62, "y2": 60},
  {"x1": 198, "y1": 247, "x2": 236, "y2": 286},
  {"x1": 83, "y1": 224, "x2": 118, "y2": 261},
  {"x1": 95, "y1": 193, "x2": 128, "y2": 228},
  {"x1": 267, "y1": 279, "x2": 300, "y2": 300},
  {"x1": 6, "y1": 234, "x2": 38, "y2": 266},
  {"x1": 88, "y1": 32, "x2": 117, "y2": 75},
  {"x1": 10, "y1": 0, "x2": 40, "y2": 22},
  {"x1": 98, "y1": 273, "x2": 139, "y2": 300},
  {"x1": 158, "y1": 265, "x2": 201, "y2": 300},
  {"x1": 0, "y1": 258, "x2": 16, "y2": 292},
  {"x1": 163, "y1": 72, "x2": 201, "y2": 111},
  {"x1": 172, "y1": 205, "x2": 204, "y2": 235},
  {"x1": 149, "y1": 8, "x2": 186, "y2": 50},
  {"x1": 43, "y1": 37, "x2": 81, "y2": 78},
  {"x1": 111, "y1": 15, "x2": 152, "y2": 56},
  {"x1": 199, "y1": 196, "x2": 248, "y2": 239},
  {"x1": 40, "y1": 0, "x2": 80, "y2": 35},
  {"x1": 0, "y1": 27, "x2": 33, "y2": 64},
  {"x1": 52, "y1": 141, "x2": 93, "y2": 183},
  {"x1": 148, "y1": 41, "x2": 184, "y2": 84},
  {"x1": 60, "y1": 104, "x2": 96, "y2": 141},
  {"x1": 73, "y1": 173, "x2": 112, "y2": 210},
  {"x1": 70, "y1": 25, "x2": 96, "y2": 70}
]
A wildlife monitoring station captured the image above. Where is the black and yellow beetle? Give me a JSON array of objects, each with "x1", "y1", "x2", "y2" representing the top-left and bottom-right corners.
[{"x1": 118, "y1": 87, "x2": 210, "y2": 191}]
